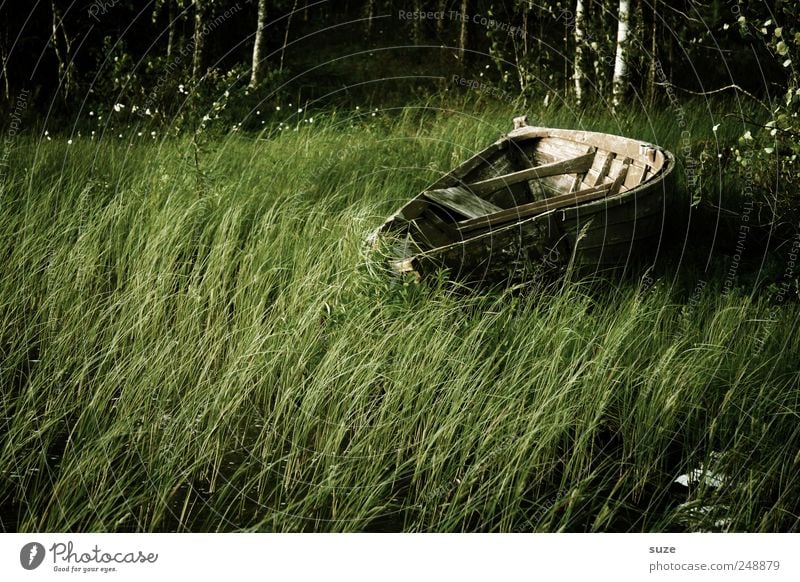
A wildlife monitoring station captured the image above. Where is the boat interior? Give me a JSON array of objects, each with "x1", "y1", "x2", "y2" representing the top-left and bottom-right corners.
[{"x1": 400, "y1": 128, "x2": 668, "y2": 248}]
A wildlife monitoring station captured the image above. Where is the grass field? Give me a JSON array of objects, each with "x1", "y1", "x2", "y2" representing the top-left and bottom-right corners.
[{"x1": 2, "y1": 100, "x2": 799, "y2": 532}]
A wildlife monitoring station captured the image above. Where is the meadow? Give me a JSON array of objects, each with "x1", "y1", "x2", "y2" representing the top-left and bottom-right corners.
[{"x1": 1, "y1": 99, "x2": 798, "y2": 532}]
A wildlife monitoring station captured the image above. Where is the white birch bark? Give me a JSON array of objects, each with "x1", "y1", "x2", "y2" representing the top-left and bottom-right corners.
[
  {"x1": 612, "y1": 0, "x2": 630, "y2": 108},
  {"x1": 249, "y1": 0, "x2": 268, "y2": 88},
  {"x1": 573, "y1": 0, "x2": 586, "y2": 104}
]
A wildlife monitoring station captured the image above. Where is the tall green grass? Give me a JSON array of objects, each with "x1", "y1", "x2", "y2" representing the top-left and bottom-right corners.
[{"x1": 1, "y1": 101, "x2": 798, "y2": 532}]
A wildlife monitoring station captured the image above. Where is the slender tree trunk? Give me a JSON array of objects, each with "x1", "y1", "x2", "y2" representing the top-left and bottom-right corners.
[
  {"x1": 192, "y1": 0, "x2": 206, "y2": 81},
  {"x1": 436, "y1": 0, "x2": 446, "y2": 37},
  {"x1": 279, "y1": 0, "x2": 298, "y2": 73},
  {"x1": 0, "y1": 24, "x2": 10, "y2": 102},
  {"x1": 364, "y1": 0, "x2": 374, "y2": 36},
  {"x1": 413, "y1": 0, "x2": 422, "y2": 44},
  {"x1": 50, "y1": 0, "x2": 76, "y2": 100},
  {"x1": 458, "y1": 0, "x2": 468, "y2": 65},
  {"x1": 612, "y1": 0, "x2": 630, "y2": 108},
  {"x1": 573, "y1": 0, "x2": 586, "y2": 105},
  {"x1": 166, "y1": 1, "x2": 175, "y2": 58},
  {"x1": 646, "y1": 0, "x2": 658, "y2": 106},
  {"x1": 249, "y1": 0, "x2": 268, "y2": 87}
]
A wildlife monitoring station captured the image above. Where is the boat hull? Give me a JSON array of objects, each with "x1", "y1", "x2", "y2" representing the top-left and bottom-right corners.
[{"x1": 373, "y1": 123, "x2": 679, "y2": 284}]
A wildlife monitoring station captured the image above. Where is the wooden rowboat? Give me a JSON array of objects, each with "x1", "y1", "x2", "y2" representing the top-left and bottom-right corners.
[{"x1": 370, "y1": 116, "x2": 677, "y2": 284}]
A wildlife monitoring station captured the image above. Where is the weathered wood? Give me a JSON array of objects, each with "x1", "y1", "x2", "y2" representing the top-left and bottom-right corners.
[
  {"x1": 466, "y1": 152, "x2": 595, "y2": 196},
  {"x1": 507, "y1": 127, "x2": 667, "y2": 172},
  {"x1": 607, "y1": 158, "x2": 632, "y2": 196},
  {"x1": 531, "y1": 140, "x2": 596, "y2": 193},
  {"x1": 424, "y1": 186, "x2": 503, "y2": 219},
  {"x1": 428, "y1": 140, "x2": 508, "y2": 189},
  {"x1": 458, "y1": 182, "x2": 612, "y2": 233},
  {"x1": 623, "y1": 163, "x2": 646, "y2": 189},
  {"x1": 584, "y1": 150, "x2": 614, "y2": 187},
  {"x1": 410, "y1": 216, "x2": 454, "y2": 249},
  {"x1": 534, "y1": 137, "x2": 594, "y2": 164},
  {"x1": 569, "y1": 174, "x2": 583, "y2": 193}
]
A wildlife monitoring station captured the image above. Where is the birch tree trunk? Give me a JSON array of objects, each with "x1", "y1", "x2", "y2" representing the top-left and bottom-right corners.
[
  {"x1": 192, "y1": 0, "x2": 206, "y2": 81},
  {"x1": 612, "y1": 0, "x2": 630, "y2": 108},
  {"x1": 364, "y1": 0, "x2": 374, "y2": 36},
  {"x1": 249, "y1": 0, "x2": 268, "y2": 87},
  {"x1": 646, "y1": 0, "x2": 658, "y2": 106},
  {"x1": 573, "y1": 0, "x2": 586, "y2": 105},
  {"x1": 458, "y1": 0, "x2": 468, "y2": 64}
]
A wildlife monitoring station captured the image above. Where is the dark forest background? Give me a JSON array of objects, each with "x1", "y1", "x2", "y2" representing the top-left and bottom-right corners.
[{"x1": 0, "y1": 1, "x2": 795, "y2": 117}]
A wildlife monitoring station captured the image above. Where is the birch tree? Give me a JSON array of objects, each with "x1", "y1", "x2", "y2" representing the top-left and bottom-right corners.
[
  {"x1": 573, "y1": 0, "x2": 586, "y2": 105},
  {"x1": 249, "y1": 0, "x2": 268, "y2": 87},
  {"x1": 458, "y1": 0, "x2": 468, "y2": 64},
  {"x1": 646, "y1": 0, "x2": 659, "y2": 106},
  {"x1": 612, "y1": 0, "x2": 630, "y2": 108},
  {"x1": 192, "y1": 0, "x2": 206, "y2": 80}
]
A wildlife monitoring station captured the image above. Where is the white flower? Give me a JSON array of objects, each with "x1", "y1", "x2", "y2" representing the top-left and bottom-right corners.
[
  {"x1": 113, "y1": 103, "x2": 125, "y2": 112},
  {"x1": 712, "y1": 124, "x2": 720, "y2": 133},
  {"x1": 67, "y1": 139, "x2": 73, "y2": 145},
  {"x1": 89, "y1": 111, "x2": 94, "y2": 116},
  {"x1": 276, "y1": 106, "x2": 280, "y2": 111}
]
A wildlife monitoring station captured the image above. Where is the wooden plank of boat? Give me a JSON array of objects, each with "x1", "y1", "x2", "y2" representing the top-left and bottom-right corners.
[
  {"x1": 506, "y1": 127, "x2": 667, "y2": 174},
  {"x1": 428, "y1": 140, "x2": 508, "y2": 190},
  {"x1": 424, "y1": 186, "x2": 503, "y2": 219},
  {"x1": 606, "y1": 158, "x2": 632, "y2": 196},
  {"x1": 623, "y1": 163, "x2": 647, "y2": 189},
  {"x1": 466, "y1": 152, "x2": 595, "y2": 197},
  {"x1": 584, "y1": 150, "x2": 614, "y2": 187},
  {"x1": 458, "y1": 181, "x2": 613, "y2": 233},
  {"x1": 410, "y1": 215, "x2": 454, "y2": 249}
]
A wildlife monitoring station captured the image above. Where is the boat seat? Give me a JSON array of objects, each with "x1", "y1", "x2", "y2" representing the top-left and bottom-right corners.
[{"x1": 423, "y1": 186, "x2": 503, "y2": 219}]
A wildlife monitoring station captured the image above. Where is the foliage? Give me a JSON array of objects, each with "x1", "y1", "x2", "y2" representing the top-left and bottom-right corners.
[{"x1": 723, "y1": 2, "x2": 800, "y2": 225}]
